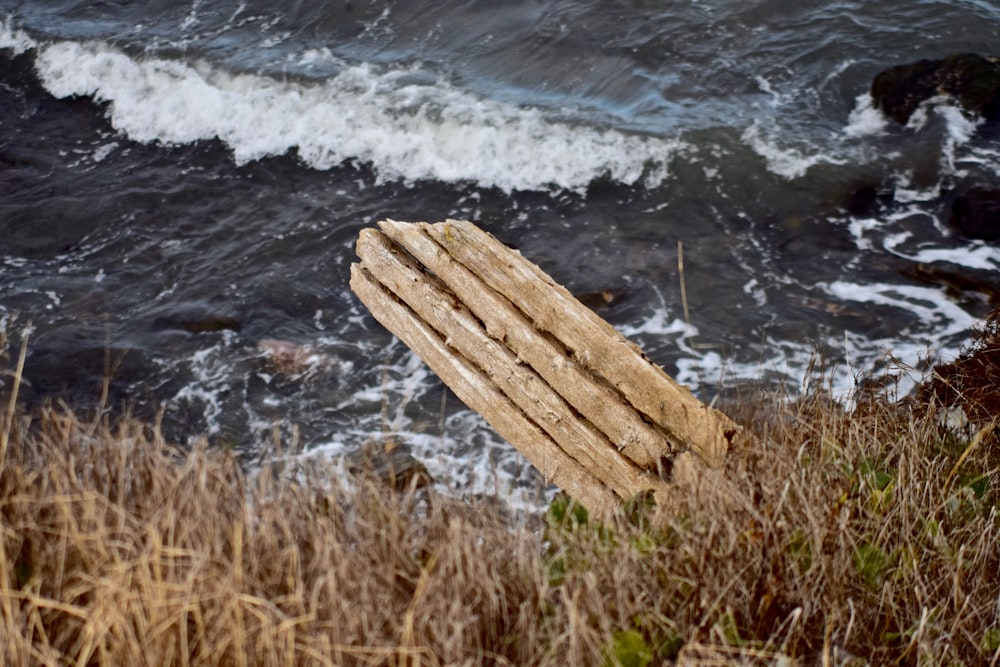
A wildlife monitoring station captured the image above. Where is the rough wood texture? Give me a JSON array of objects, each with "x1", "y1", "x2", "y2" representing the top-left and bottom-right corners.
[{"x1": 350, "y1": 219, "x2": 740, "y2": 516}]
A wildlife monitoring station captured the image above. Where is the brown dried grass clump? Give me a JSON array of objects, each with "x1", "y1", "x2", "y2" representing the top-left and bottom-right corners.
[
  {"x1": 0, "y1": 404, "x2": 547, "y2": 666},
  {"x1": 920, "y1": 305, "x2": 1000, "y2": 425},
  {"x1": 0, "y1": 375, "x2": 998, "y2": 665}
]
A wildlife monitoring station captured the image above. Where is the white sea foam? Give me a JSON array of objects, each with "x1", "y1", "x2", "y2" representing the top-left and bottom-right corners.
[
  {"x1": 881, "y1": 223, "x2": 1000, "y2": 270},
  {"x1": 303, "y1": 415, "x2": 555, "y2": 515},
  {"x1": 171, "y1": 330, "x2": 241, "y2": 439},
  {"x1": 898, "y1": 245, "x2": 999, "y2": 270},
  {"x1": 618, "y1": 304, "x2": 852, "y2": 397},
  {"x1": 846, "y1": 205, "x2": 1000, "y2": 271},
  {"x1": 891, "y1": 174, "x2": 941, "y2": 203},
  {"x1": 938, "y1": 104, "x2": 981, "y2": 145},
  {"x1": 844, "y1": 93, "x2": 888, "y2": 138},
  {"x1": 820, "y1": 281, "x2": 977, "y2": 339},
  {"x1": 0, "y1": 15, "x2": 36, "y2": 54},
  {"x1": 815, "y1": 280, "x2": 977, "y2": 396},
  {"x1": 741, "y1": 121, "x2": 843, "y2": 179},
  {"x1": 964, "y1": 146, "x2": 1000, "y2": 177},
  {"x1": 274, "y1": 344, "x2": 555, "y2": 514},
  {"x1": 618, "y1": 308, "x2": 693, "y2": 339},
  {"x1": 27, "y1": 38, "x2": 684, "y2": 193},
  {"x1": 623, "y1": 272, "x2": 976, "y2": 402},
  {"x1": 904, "y1": 95, "x2": 979, "y2": 138}
]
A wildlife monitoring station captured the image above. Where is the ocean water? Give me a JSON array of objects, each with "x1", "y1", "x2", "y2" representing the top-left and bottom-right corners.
[{"x1": 2, "y1": 1, "x2": 999, "y2": 511}]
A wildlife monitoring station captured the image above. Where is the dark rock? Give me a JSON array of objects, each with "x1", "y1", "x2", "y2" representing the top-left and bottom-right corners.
[
  {"x1": 844, "y1": 184, "x2": 880, "y2": 217},
  {"x1": 871, "y1": 54, "x2": 1000, "y2": 124},
  {"x1": 151, "y1": 305, "x2": 242, "y2": 334},
  {"x1": 179, "y1": 316, "x2": 241, "y2": 334},
  {"x1": 949, "y1": 188, "x2": 1000, "y2": 241},
  {"x1": 575, "y1": 287, "x2": 629, "y2": 313},
  {"x1": 904, "y1": 262, "x2": 1000, "y2": 307}
]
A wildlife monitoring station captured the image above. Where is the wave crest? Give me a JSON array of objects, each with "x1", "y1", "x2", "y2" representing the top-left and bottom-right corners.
[{"x1": 25, "y1": 38, "x2": 684, "y2": 193}]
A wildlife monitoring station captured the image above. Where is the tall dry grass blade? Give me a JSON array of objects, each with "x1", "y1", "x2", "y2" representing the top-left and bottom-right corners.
[
  {"x1": 944, "y1": 416, "x2": 997, "y2": 489},
  {"x1": 0, "y1": 320, "x2": 30, "y2": 472}
]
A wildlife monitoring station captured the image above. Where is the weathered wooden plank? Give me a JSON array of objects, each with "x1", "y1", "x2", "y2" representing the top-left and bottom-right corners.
[
  {"x1": 422, "y1": 218, "x2": 737, "y2": 466},
  {"x1": 355, "y1": 228, "x2": 666, "y2": 500},
  {"x1": 351, "y1": 218, "x2": 742, "y2": 515},
  {"x1": 349, "y1": 262, "x2": 619, "y2": 512},
  {"x1": 377, "y1": 219, "x2": 668, "y2": 470}
]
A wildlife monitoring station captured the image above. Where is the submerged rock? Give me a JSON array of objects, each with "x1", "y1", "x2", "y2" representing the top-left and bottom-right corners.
[
  {"x1": 257, "y1": 338, "x2": 326, "y2": 375},
  {"x1": 904, "y1": 262, "x2": 1000, "y2": 307},
  {"x1": 575, "y1": 287, "x2": 629, "y2": 313},
  {"x1": 949, "y1": 188, "x2": 1000, "y2": 241},
  {"x1": 871, "y1": 53, "x2": 1000, "y2": 124},
  {"x1": 179, "y1": 316, "x2": 241, "y2": 334},
  {"x1": 842, "y1": 182, "x2": 884, "y2": 217},
  {"x1": 152, "y1": 306, "x2": 241, "y2": 335},
  {"x1": 345, "y1": 438, "x2": 432, "y2": 492}
]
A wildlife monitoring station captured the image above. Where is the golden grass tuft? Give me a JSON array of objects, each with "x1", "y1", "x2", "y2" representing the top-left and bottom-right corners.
[
  {"x1": 1, "y1": 337, "x2": 999, "y2": 664},
  {"x1": 0, "y1": 404, "x2": 550, "y2": 666}
]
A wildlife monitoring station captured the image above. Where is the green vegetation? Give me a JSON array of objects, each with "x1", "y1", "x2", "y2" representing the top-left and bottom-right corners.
[{"x1": 0, "y1": 311, "x2": 998, "y2": 665}]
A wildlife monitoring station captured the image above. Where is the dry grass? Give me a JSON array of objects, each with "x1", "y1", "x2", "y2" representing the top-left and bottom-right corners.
[
  {"x1": 0, "y1": 405, "x2": 548, "y2": 666},
  {"x1": 1, "y1": 328, "x2": 999, "y2": 664}
]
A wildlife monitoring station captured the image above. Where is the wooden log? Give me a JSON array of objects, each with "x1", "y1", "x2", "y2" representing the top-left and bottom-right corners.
[
  {"x1": 377, "y1": 219, "x2": 668, "y2": 470},
  {"x1": 421, "y1": 219, "x2": 738, "y2": 467},
  {"x1": 350, "y1": 219, "x2": 741, "y2": 517},
  {"x1": 350, "y1": 263, "x2": 619, "y2": 511},
  {"x1": 356, "y1": 228, "x2": 665, "y2": 500}
]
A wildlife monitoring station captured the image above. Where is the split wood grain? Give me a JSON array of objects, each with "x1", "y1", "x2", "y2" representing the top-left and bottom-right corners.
[
  {"x1": 377, "y1": 219, "x2": 667, "y2": 470},
  {"x1": 422, "y1": 219, "x2": 738, "y2": 467},
  {"x1": 355, "y1": 229, "x2": 662, "y2": 500},
  {"x1": 349, "y1": 261, "x2": 619, "y2": 511},
  {"x1": 351, "y1": 219, "x2": 740, "y2": 516}
]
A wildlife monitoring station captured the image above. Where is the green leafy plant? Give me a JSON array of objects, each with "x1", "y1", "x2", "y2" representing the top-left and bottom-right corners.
[
  {"x1": 854, "y1": 542, "x2": 890, "y2": 591},
  {"x1": 602, "y1": 629, "x2": 653, "y2": 667},
  {"x1": 982, "y1": 627, "x2": 1000, "y2": 654}
]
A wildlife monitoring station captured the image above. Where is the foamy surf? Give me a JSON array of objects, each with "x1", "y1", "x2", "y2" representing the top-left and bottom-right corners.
[
  {"x1": 205, "y1": 336, "x2": 553, "y2": 513},
  {"x1": 12, "y1": 35, "x2": 685, "y2": 193},
  {"x1": 5, "y1": 3, "x2": 1000, "y2": 521},
  {"x1": 741, "y1": 120, "x2": 845, "y2": 179},
  {"x1": 0, "y1": 15, "x2": 33, "y2": 54}
]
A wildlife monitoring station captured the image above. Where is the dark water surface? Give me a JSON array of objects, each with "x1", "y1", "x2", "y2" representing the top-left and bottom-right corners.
[{"x1": 2, "y1": 1, "x2": 999, "y2": 510}]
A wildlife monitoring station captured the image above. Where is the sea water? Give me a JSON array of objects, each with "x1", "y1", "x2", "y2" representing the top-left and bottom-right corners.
[{"x1": 2, "y1": 1, "x2": 999, "y2": 512}]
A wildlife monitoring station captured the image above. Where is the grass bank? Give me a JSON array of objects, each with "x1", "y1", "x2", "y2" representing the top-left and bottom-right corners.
[{"x1": 0, "y1": 316, "x2": 998, "y2": 665}]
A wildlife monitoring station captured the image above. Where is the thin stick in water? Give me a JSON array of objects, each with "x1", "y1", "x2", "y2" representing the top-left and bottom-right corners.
[{"x1": 678, "y1": 240, "x2": 690, "y2": 328}]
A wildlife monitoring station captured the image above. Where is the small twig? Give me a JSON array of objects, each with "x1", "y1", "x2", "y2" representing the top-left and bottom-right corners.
[
  {"x1": 677, "y1": 240, "x2": 690, "y2": 329},
  {"x1": 438, "y1": 385, "x2": 448, "y2": 447}
]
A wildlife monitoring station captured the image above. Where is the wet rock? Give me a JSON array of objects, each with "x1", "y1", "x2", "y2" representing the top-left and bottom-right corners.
[
  {"x1": 949, "y1": 188, "x2": 1000, "y2": 241},
  {"x1": 575, "y1": 287, "x2": 629, "y2": 313},
  {"x1": 257, "y1": 338, "x2": 326, "y2": 375},
  {"x1": 151, "y1": 305, "x2": 241, "y2": 335},
  {"x1": 904, "y1": 262, "x2": 1000, "y2": 307},
  {"x1": 179, "y1": 316, "x2": 241, "y2": 334},
  {"x1": 844, "y1": 184, "x2": 880, "y2": 217},
  {"x1": 871, "y1": 53, "x2": 1000, "y2": 124}
]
